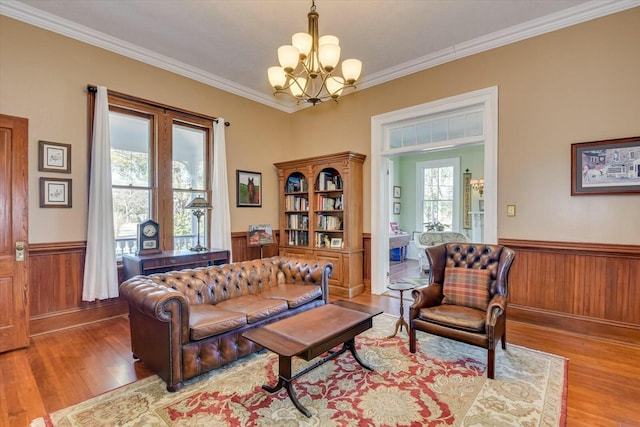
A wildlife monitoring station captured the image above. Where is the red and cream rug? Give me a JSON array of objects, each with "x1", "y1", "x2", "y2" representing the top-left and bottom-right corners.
[{"x1": 31, "y1": 314, "x2": 567, "y2": 426}]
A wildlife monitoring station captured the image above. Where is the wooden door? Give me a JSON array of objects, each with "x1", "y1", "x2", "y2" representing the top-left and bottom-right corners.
[{"x1": 0, "y1": 114, "x2": 29, "y2": 352}]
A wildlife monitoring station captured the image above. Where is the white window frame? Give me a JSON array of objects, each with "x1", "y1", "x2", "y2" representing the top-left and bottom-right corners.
[{"x1": 416, "y1": 158, "x2": 461, "y2": 232}]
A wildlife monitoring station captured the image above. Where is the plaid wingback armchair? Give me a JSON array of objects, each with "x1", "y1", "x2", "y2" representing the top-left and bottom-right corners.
[{"x1": 409, "y1": 242, "x2": 515, "y2": 379}]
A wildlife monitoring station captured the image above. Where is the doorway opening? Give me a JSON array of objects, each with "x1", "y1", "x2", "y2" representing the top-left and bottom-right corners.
[{"x1": 371, "y1": 87, "x2": 498, "y2": 295}]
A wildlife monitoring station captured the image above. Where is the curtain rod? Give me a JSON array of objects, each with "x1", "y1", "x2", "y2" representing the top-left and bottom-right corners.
[{"x1": 87, "y1": 85, "x2": 230, "y2": 127}]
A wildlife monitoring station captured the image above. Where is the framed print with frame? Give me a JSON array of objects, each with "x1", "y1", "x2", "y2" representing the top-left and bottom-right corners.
[
  {"x1": 571, "y1": 136, "x2": 640, "y2": 195},
  {"x1": 393, "y1": 202, "x2": 401, "y2": 215},
  {"x1": 237, "y1": 170, "x2": 262, "y2": 207},
  {"x1": 38, "y1": 140, "x2": 71, "y2": 173},
  {"x1": 39, "y1": 177, "x2": 72, "y2": 208},
  {"x1": 330, "y1": 237, "x2": 342, "y2": 249},
  {"x1": 393, "y1": 185, "x2": 401, "y2": 198}
]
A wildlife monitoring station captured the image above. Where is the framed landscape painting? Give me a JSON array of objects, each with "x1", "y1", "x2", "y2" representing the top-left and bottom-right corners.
[{"x1": 571, "y1": 136, "x2": 640, "y2": 195}]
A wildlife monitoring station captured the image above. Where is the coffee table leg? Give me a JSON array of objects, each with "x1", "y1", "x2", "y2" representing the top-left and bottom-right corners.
[
  {"x1": 344, "y1": 338, "x2": 374, "y2": 371},
  {"x1": 262, "y1": 355, "x2": 312, "y2": 418}
]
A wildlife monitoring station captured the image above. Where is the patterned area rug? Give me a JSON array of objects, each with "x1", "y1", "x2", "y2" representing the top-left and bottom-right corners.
[{"x1": 31, "y1": 314, "x2": 567, "y2": 426}]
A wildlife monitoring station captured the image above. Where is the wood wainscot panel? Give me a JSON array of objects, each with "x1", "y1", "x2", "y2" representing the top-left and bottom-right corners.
[
  {"x1": 499, "y1": 238, "x2": 640, "y2": 345},
  {"x1": 28, "y1": 242, "x2": 126, "y2": 336},
  {"x1": 231, "y1": 230, "x2": 280, "y2": 262}
]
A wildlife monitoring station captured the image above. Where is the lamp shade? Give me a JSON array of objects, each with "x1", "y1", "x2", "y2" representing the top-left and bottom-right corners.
[
  {"x1": 292, "y1": 32, "x2": 312, "y2": 58},
  {"x1": 186, "y1": 197, "x2": 212, "y2": 210},
  {"x1": 318, "y1": 43, "x2": 340, "y2": 72},
  {"x1": 277, "y1": 45, "x2": 300, "y2": 72},
  {"x1": 268, "y1": 66, "x2": 287, "y2": 90},
  {"x1": 326, "y1": 76, "x2": 345, "y2": 98},
  {"x1": 342, "y1": 58, "x2": 362, "y2": 84},
  {"x1": 290, "y1": 77, "x2": 307, "y2": 97},
  {"x1": 319, "y1": 35, "x2": 339, "y2": 46}
]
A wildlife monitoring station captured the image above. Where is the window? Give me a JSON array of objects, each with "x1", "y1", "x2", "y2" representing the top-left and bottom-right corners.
[
  {"x1": 417, "y1": 158, "x2": 460, "y2": 232},
  {"x1": 89, "y1": 90, "x2": 214, "y2": 256}
]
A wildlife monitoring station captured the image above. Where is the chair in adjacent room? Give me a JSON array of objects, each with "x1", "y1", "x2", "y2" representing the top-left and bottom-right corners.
[
  {"x1": 413, "y1": 231, "x2": 470, "y2": 272},
  {"x1": 409, "y1": 242, "x2": 515, "y2": 379}
]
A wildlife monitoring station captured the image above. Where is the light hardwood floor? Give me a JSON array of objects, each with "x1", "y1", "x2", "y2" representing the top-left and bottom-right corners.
[{"x1": 1, "y1": 260, "x2": 638, "y2": 427}]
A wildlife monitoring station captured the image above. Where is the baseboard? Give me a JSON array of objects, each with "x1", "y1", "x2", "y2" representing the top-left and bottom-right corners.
[
  {"x1": 30, "y1": 301, "x2": 129, "y2": 336},
  {"x1": 509, "y1": 304, "x2": 640, "y2": 346}
]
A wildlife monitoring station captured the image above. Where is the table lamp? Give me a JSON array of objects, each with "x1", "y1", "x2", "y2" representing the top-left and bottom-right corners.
[{"x1": 185, "y1": 196, "x2": 212, "y2": 251}]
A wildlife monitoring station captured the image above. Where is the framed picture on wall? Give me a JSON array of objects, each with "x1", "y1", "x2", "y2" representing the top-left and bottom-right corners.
[
  {"x1": 571, "y1": 136, "x2": 640, "y2": 195},
  {"x1": 236, "y1": 170, "x2": 262, "y2": 207},
  {"x1": 39, "y1": 177, "x2": 72, "y2": 208},
  {"x1": 393, "y1": 185, "x2": 401, "y2": 198},
  {"x1": 38, "y1": 140, "x2": 71, "y2": 173},
  {"x1": 393, "y1": 202, "x2": 401, "y2": 214}
]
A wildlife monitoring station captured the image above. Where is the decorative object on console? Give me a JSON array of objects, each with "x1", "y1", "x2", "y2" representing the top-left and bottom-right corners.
[
  {"x1": 237, "y1": 170, "x2": 262, "y2": 207},
  {"x1": 571, "y1": 135, "x2": 640, "y2": 195},
  {"x1": 38, "y1": 140, "x2": 71, "y2": 173},
  {"x1": 136, "y1": 219, "x2": 161, "y2": 255},
  {"x1": 267, "y1": 0, "x2": 362, "y2": 105},
  {"x1": 186, "y1": 197, "x2": 212, "y2": 251},
  {"x1": 470, "y1": 178, "x2": 485, "y2": 197}
]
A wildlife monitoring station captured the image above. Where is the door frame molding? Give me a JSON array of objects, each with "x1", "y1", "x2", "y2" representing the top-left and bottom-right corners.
[{"x1": 370, "y1": 86, "x2": 498, "y2": 295}]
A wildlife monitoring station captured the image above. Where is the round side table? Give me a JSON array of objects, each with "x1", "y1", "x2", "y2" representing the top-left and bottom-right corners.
[{"x1": 386, "y1": 282, "x2": 416, "y2": 338}]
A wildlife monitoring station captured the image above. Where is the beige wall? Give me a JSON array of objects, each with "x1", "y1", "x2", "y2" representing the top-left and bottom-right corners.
[
  {"x1": 290, "y1": 8, "x2": 640, "y2": 244},
  {"x1": 0, "y1": 16, "x2": 290, "y2": 243},
  {"x1": 2, "y1": 8, "x2": 639, "y2": 245}
]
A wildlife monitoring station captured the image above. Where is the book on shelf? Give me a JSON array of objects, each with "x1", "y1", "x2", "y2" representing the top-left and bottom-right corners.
[{"x1": 286, "y1": 176, "x2": 308, "y2": 193}]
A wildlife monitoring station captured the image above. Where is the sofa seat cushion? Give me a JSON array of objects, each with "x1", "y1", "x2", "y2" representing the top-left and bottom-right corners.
[
  {"x1": 189, "y1": 305, "x2": 247, "y2": 341},
  {"x1": 216, "y1": 295, "x2": 288, "y2": 324},
  {"x1": 418, "y1": 305, "x2": 485, "y2": 332},
  {"x1": 262, "y1": 285, "x2": 322, "y2": 308}
]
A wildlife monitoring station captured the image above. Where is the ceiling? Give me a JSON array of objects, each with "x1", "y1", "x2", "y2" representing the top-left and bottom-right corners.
[{"x1": 2, "y1": 0, "x2": 638, "y2": 112}]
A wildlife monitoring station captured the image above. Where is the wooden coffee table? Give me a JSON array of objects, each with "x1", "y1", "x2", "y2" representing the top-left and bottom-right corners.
[{"x1": 242, "y1": 300, "x2": 383, "y2": 418}]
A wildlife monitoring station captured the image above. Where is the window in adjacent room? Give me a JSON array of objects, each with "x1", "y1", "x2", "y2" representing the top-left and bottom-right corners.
[{"x1": 416, "y1": 158, "x2": 460, "y2": 232}]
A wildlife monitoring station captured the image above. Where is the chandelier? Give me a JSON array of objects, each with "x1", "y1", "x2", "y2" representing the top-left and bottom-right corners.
[{"x1": 267, "y1": 0, "x2": 362, "y2": 106}]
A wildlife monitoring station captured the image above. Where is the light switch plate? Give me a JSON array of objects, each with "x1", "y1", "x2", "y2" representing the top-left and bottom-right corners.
[{"x1": 507, "y1": 205, "x2": 516, "y2": 217}]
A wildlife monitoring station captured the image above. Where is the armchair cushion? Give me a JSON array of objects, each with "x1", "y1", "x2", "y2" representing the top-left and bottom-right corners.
[
  {"x1": 419, "y1": 305, "x2": 486, "y2": 332},
  {"x1": 442, "y1": 267, "x2": 491, "y2": 310}
]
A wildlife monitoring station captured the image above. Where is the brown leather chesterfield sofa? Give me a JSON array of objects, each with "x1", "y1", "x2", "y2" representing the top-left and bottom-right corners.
[{"x1": 119, "y1": 256, "x2": 332, "y2": 391}]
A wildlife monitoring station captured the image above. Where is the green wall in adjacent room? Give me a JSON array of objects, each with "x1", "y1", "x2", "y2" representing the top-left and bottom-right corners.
[{"x1": 391, "y1": 144, "x2": 485, "y2": 235}]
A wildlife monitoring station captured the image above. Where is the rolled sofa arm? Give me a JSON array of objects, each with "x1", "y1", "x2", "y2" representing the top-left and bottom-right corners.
[
  {"x1": 119, "y1": 277, "x2": 190, "y2": 340},
  {"x1": 275, "y1": 256, "x2": 333, "y2": 304}
]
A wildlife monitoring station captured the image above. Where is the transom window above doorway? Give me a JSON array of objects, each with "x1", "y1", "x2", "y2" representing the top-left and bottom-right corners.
[{"x1": 387, "y1": 104, "x2": 484, "y2": 150}]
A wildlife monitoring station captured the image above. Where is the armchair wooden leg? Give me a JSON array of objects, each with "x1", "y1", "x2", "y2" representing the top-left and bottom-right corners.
[
  {"x1": 502, "y1": 331, "x2": 507, "y2": 350},
  {"x1": 409, "y1": 327, "x2": 417, "y2": 353},
  {"x1": 487, "y1": 348, "x2": 495, "y2": 379}
]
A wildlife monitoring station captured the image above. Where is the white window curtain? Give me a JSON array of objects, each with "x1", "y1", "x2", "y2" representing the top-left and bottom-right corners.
[
  {"x1": 83, "y1": 86, "x2": 118, "y2": 301},
  {"x1": 210, "y1": 118, "x2": 233, "y2": 261}
]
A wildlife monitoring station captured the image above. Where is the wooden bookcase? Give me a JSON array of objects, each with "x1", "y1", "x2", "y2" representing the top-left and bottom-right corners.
[{"x1": 274, "y1": 151, "x2": 366, "y2": 298}]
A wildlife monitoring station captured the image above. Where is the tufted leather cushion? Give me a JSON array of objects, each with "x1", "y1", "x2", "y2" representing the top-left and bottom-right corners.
[
  {"x1": 215, "y1": 295, "x2": 288, "y2": 324},
  {"x1": 262, "y1": 285, "x2": 322, "y2": 308},
  {"x1": 444, "y1": 243, "x2": 503, "y2": 287},
  {"x1": 189, "y1": 305, "x2": 247, "y2": 340},
  {"x1": 442, "y1": 267, "x2": 491, "y2": 310}
]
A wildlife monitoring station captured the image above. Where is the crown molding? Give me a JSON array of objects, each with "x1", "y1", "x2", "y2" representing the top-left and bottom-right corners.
[
  {"x1": 357, "y1": 0, "x2": 640, "y2": 92},
  {"x1": 2, "y1": 0, "x2": 638, "y2": 114}
]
